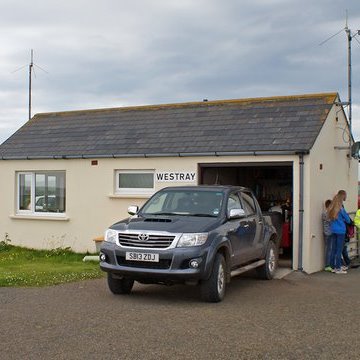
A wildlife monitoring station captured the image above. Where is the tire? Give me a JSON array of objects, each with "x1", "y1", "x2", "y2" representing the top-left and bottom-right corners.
[
  {"x1": 200, "y1": 253, "x2": 226, "y2": 302},
  {"x1": 107, "y1": 273, "x2": 134, "y2": 295},
  {"x1": 257, "y1": 240, "x2": 278, "y2": 280}
]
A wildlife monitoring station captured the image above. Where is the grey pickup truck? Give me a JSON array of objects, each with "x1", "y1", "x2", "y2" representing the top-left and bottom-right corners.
[{"x1": 100, "y1": 185, "x2": 278, "y2": 302}]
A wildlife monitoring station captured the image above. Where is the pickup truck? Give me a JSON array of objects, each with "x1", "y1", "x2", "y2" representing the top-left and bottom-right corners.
[{"x1": 100, "y1": 185, "x2": 278, "y2": 302}]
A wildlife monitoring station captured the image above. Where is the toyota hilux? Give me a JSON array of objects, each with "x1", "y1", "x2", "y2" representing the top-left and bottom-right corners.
[{"x1": 100, "y1": 185, "x2": 278, "y2": 302}]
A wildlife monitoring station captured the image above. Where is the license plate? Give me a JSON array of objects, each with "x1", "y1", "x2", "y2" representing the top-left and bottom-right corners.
[{"x1": 125, "y1": 252, "x2": 159, "y2": 262}]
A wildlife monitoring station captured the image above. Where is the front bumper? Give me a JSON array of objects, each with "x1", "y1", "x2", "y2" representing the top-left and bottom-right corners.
[{"x1": 99, "y1": 241, "x2": 210, "y2": 283}]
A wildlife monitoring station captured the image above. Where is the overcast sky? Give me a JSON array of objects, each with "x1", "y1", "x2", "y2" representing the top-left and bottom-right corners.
[{"x1": 1, "y1": 0, "x2": 360, "y2": 144}]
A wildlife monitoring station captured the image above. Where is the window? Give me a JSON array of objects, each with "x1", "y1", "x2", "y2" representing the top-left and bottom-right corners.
[
  {"x1": 17, "y1": 172, "x2": 66, "y2": 214},
  {"x1": 141, "y1": 191, "x2": 168, "y2": 213},
  {"x1": 227, "y1": 193, "x2": 242, "y2": 213},
  {"x1": 240, "y1": 192, "x2": 256, "y2": 215},
  {"x1": 140, "y1": 189, "x2": 223, "y2": 217},
  {"x1": 115, "y1": 170, "x2": 154, "y2": 195},
  {"x1": 19, "y1": 173, "x2": 32, "y2": 211}
]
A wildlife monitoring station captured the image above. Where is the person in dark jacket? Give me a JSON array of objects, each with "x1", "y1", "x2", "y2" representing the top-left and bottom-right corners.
[
  {"x1": 322, "y1": 199, "x2": 332, "y2": 272},
  {"x1": 328, "y1": 193, "x2": 351, "y2": 274}
]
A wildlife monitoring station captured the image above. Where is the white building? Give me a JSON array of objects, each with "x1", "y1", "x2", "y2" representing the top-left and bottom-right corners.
[{"x1": 0, "y1": 92, "x2": 357, "y2": 273}]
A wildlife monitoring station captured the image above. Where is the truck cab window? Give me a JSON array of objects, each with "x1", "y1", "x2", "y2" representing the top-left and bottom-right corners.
[
  {"x1": 227, "y1": 193, "x2": 242, "y2": 214},
  {"x1": 240, "y1": 192, "x2": 256, "y2": 215}
]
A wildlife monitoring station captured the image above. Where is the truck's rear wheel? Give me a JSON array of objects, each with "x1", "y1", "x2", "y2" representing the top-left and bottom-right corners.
[
  {"x1": 107, "y1": 273, "x2": 134, "y2": 294},
  {"x1": 200, "y1": 253, "x2": 226, "y2": 302},
  {"x1": 257, "y1": 240, "x2": 278, "y2": 280}
]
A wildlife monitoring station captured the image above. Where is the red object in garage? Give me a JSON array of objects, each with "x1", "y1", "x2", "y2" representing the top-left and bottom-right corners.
[{"x1": 281, "y1": 222, "x2": 291, "y2": 248}]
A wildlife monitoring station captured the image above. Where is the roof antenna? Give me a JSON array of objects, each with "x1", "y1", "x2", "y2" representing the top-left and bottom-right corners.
[
  {"x1": 344, "y1": 10, "x2": 360, "y2": 137},
  {"x1": 12, "y1": 49, "x2": 48, "y2": 121},
  {"x1": 28, "y1": 49, "x2": 34, "y2": 121},
  {"x1": 319, "y1": 10, "x2": 360, "y2": 139}
]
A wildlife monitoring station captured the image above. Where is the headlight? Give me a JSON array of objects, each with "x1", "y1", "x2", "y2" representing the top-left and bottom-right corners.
[
  {"x1": 177, "y1": 233, "x2": 208, "y2": 247},
  {"x1": 105, "y1": 229, "x2": 118, "y2": 243}
]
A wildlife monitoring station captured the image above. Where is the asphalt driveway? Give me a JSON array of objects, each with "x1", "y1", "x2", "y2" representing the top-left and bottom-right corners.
[{"x1": 1, "y1": 268, "x2": 360, "y2": 360}]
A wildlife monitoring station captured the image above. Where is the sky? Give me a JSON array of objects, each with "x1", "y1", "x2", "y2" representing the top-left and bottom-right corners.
[{"x1": 1, "y1": 0, "x2": 360, "y2": 144}]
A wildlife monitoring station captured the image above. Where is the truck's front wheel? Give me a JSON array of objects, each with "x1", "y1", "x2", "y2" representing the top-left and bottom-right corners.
[
  {"x1": 200, "y1": 253, "x2": 226, "y2": 302},
  {"x1": 107, "y1": 273, "x2": 134, "y2": 295}
]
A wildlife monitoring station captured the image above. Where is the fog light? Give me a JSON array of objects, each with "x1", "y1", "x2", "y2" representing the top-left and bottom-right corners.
[
  {"x1": 189, "y1": 259, "x2": 199, "y2": 269},
  {"x1": 99, "y1": 253, "x2": 106, "y2": 262}
]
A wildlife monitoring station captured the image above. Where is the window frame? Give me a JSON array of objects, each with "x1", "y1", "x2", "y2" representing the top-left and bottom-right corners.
[
  {"x1": 115, "y1": 169, "x2": 155, "y2": 196},
  {"x1": 16, "y1": 171, "x2": 66, "y2": 216}
]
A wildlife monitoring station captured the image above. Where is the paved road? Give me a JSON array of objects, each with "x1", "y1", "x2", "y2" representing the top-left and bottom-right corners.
[{"x1": 1, "y1": 268, "x2": 360, "y2": 360}]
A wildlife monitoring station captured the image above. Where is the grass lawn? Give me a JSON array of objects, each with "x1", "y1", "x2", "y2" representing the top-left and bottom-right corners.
[{"x1": 0, "y1": 242, "x2": 105, "y2": 287}]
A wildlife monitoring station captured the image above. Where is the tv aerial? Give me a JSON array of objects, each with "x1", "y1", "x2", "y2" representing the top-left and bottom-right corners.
[
  {"x1": 12, "y1": 49, "x2": 48, "y2": 121},
  {"x1": 319, "y1": 11, "x2": 360, "y2": 137}
]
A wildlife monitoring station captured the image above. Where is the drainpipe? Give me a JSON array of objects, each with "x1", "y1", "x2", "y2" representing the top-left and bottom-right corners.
[{"x1": 298, "y1": 153, "x2": 305, "y2": 271}]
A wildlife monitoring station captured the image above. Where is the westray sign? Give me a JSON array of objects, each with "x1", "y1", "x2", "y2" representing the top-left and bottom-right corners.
[{"x1": 156, "y1": 172, "x2": 196, "y2": 182}]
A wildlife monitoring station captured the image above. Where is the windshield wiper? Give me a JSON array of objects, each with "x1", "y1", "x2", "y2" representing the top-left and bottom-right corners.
[
  {"x1": 144, "y1": 212, "x2": 217, "y2": 217},
  {"x1": 190, "y1": 213, "x2": 218, "y2": 218},
  {"x1": 148, "y1": 212, "x2": 187, "y2": 216}
]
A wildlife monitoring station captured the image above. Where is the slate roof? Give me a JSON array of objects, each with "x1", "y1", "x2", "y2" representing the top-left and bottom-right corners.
[{"x1": 0, "y1": 92, "x2": 338, "y2": 160}]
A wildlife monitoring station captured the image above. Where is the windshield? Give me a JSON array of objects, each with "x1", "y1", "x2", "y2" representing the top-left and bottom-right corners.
[{"x1": 141, "y1": 189, "x2": 224, "y2": 217}]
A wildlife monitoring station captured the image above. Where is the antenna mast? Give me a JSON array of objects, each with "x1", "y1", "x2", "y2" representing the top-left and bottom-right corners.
[
  {"x1": 345, "y1": 11, "x2": 353, "y2": 135},
  {"x1": 344, "y1": 11, "x2": 360, "y2": 140},
  {"x1": 319, "y1": 12, "x2": 359, "y2": 154},
  {"x1": 12, "y1": 49, "x2": 47, "y2": 121},
  {"x1": 28, "y1": 49, "x2": 34, "y2": 121}
]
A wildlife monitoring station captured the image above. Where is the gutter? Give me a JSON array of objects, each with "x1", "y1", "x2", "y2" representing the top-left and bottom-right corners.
[{"x1": 0, "y1": 150, "x2": 310, "y2": 160}]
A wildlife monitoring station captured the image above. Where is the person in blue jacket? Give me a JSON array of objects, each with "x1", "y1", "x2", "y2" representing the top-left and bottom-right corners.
[
  {"x1": 328, "y1": 193, "x2": 351, "y2": 274},
  {"x1": 337, "y1": 190, "x2": 352, "y2": 269}
]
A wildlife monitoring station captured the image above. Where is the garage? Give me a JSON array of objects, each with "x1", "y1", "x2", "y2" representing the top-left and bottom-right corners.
[
  {"x1": 199, "y1": 162, "x2": 294, "y2": 267},
  {"x1": 0, "y1": 92, "x2": 358, "y2": 273}
]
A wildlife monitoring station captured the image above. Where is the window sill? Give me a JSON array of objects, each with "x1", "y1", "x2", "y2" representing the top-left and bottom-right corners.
[
  {"x1": 109, "y1": 194, "x2": 153, "y2": 199},
  {"x1": 10, "y1": 214, "x2": 70, "y2": 221}
]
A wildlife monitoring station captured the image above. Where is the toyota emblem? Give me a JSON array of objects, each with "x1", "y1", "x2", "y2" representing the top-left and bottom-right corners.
[{"x1": 138, "y1": 233, "x2": 149, "y2": 241}]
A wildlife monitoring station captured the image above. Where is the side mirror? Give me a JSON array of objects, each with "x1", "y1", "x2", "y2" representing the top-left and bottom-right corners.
[
  {"x1": 228, "y1": 208, "x2": 246, "y2": 219},
  {"x1": 128, "y1": 205, "x2": 139, "y2": 216}
]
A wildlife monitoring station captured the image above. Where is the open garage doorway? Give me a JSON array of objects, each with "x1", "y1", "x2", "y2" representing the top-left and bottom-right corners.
[{"x1": 199, "y1": 162, "x2": 293, "y2": 269}]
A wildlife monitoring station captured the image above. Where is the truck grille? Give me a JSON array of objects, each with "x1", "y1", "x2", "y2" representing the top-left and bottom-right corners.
[{"x1": 118, "y1": 233, "x2": 175, "y2": 249}]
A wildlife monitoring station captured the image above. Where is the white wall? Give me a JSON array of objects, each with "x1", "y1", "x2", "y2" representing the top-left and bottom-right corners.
[
  {"x1": 0, "y1": 155, "x2": 298, "y2": 253},
  {"x1": 304, "y1": 104, "x2": 358, "y2": 273},
  {"x1": 2, "y1": 136, "x2": 352, "y2": 274}
]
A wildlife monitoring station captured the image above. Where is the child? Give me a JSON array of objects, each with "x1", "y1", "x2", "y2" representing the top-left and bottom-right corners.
[{"x1": 322, "y1": 199, "x2": 332, "y2": 271}]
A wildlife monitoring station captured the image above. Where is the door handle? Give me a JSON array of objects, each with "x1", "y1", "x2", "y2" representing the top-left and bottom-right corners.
[{"x1": 243, "y1": 224, "x2": 249, "y2": 228}]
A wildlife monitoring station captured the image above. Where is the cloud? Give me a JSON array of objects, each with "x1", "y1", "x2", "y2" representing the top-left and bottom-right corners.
[{"x1": 1, "y1": 0, "x2": 360, "y2": 143}]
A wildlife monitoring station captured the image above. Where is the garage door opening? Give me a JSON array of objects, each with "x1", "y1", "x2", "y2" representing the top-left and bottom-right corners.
[{"x1": 199, "y1": 162, "x2": 293, "y2": 268}]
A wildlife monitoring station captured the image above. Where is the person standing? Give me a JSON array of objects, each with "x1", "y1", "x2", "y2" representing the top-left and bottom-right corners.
[
  {"x1": 354, "y1": 207, "x2": 360, "y2": 258},
  {"x1": 354, "y1": 207, "x2": 360, "y2": 237},
  {"x1": 322, "y1": 199, "x2": 333, "y2": 272},
  {"x1": 328, "y1": 193, "x2": 351, "y2": 274},
  {"x1": 337, "y1": 190, "x2": 351, "y2": 269},
  {"x1": 354, "y1": 208, "x2": 360, "y2": 229}
]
